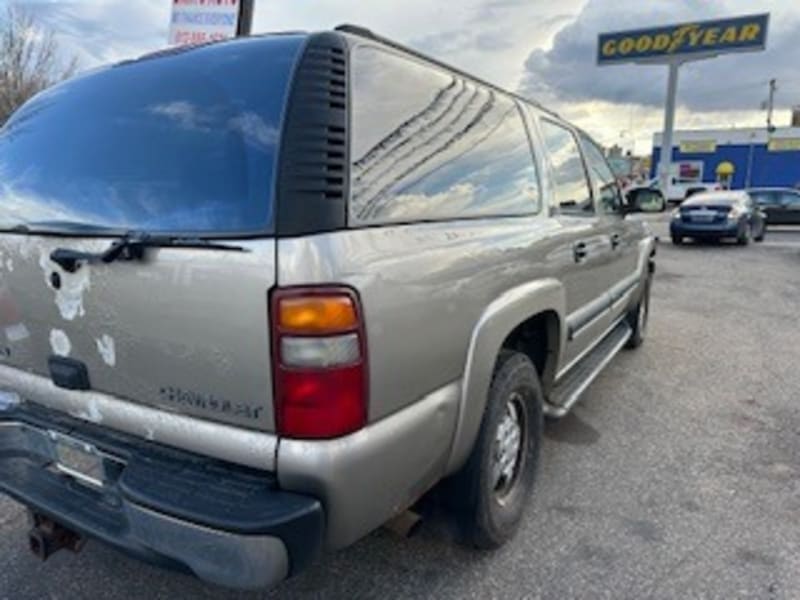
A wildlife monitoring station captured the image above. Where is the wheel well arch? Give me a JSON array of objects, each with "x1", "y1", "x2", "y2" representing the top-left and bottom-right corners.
[
  {"x1": 444, "y1": 278, "x2": 566, "y2": 475},
  {"x1": 500, "y1": 310, "x2": 560, "y2": 396}
]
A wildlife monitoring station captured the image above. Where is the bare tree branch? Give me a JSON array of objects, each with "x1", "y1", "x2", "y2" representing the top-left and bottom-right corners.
[{"x1": 0, "y1": 6, "x2": 78, "y2": 125}]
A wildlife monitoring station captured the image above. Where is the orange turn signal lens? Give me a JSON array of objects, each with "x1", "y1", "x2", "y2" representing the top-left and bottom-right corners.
[{"x1": 278, "y1": 295, "x2": 358, "y2": 333}]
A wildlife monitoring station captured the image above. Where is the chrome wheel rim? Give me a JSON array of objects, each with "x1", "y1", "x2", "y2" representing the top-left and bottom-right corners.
[{"x1": 492, "y1": 393, "x2": 525, "y2": 499}]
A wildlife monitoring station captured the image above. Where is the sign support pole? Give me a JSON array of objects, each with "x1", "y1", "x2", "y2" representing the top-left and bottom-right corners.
[
  {"x1": 658, "y1": 60, "x2": 680, "y2": 194},
  {"x1": 237, "y1": 0, "x2": 255, "y2": 37}
]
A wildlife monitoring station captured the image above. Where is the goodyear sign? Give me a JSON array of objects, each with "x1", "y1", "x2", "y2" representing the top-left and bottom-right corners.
[{"x1": 598, "y1": 14, "x2": 769, "y2": 64}]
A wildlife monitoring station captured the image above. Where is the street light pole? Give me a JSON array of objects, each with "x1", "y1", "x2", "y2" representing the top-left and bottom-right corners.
[{"x1": 237, "y1": 0, "x2": 255, "y2": 37}]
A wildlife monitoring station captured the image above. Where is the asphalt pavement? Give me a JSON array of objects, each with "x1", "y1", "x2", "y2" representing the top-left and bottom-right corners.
[{"x1": 2, "y1": 218, "x2": 799, "y2": 600}]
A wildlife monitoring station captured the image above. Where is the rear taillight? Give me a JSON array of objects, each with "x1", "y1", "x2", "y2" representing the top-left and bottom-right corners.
[{"x1": 271, "y1": 287, "x2": 367, "y2": 439}]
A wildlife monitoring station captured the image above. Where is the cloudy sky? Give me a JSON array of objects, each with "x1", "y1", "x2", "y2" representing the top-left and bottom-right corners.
[{"x1": 5, "y1": 0, "x2": 798, "y2": 154}]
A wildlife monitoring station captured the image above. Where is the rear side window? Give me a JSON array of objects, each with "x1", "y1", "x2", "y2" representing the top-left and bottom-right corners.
[
  {"x1": 580, "y1": 133, "x2": 622, "y2": 215},
  {"x1": 749, "y1": 191, "x2": 775, "y2": 205},
  {"x1": 0, "y1": 35, "x2": 305, "y2": 235},
  {"x1": 540, "y1": 120, "x2": 593, "y2": 215},
  {"x1": 349, "y1": 46, "x2": 540, "y2": 225},
  {"x1": 780, "y1": 191, "x2": 800, "y2": 206}
]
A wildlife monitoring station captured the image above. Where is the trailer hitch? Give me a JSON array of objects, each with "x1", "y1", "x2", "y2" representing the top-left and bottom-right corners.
[{"x1": 27, "y1": 512, "x2": 86, "y2": 561}]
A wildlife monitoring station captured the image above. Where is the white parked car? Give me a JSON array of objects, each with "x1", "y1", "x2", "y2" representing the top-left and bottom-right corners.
[{"x1": 626, "y1": 178, "x2": 720, "y2": 204}]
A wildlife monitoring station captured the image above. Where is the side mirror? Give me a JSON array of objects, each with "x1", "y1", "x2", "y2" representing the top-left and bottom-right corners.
[{"x1": 625, "y1": 188, "x2": 666, "y2": 213}]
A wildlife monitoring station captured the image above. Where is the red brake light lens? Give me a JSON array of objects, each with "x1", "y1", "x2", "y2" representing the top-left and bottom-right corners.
[{"x1": 271, "y1": 287, "x2": 367, "y2": 439}]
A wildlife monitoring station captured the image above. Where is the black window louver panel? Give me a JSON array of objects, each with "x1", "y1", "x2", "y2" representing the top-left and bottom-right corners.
[{"x1": 276, "y1": 33, "x2": 350, "y2": 236}]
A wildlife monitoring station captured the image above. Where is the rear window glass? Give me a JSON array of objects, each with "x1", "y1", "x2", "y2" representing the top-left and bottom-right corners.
[{"x1": 0, "y1": 35, "x2": 305, "y2": 235}]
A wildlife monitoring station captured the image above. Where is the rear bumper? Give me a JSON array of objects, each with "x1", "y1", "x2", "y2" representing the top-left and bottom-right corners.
[
  {"x1": 670, "y1": 220, "x2": 740, "y2": 238},
  {"x1": 0, "y1": 402, "x2": 323, "y2": 590}
]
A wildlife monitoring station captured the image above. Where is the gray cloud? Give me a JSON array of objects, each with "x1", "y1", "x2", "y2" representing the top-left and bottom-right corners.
[{"x1": 519, "y1": 0, "x2": 800, "y2": 113}]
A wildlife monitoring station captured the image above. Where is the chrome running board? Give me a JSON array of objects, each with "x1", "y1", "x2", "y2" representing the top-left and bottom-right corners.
[{"x1": 544, "y1": 320, "x2": 632, "y2": 418}]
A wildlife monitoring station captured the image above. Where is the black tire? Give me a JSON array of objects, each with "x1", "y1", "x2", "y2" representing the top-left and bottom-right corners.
[
  {"x1": 450, "y1": 351, "x2": 543, "y2": 549},
  {"x1": 626, "y1": 273, "x2": 651, "y2": 349},
  {"x1": 671, "y1": 235, "x2": 683, "y2": 245},
  {"x1": 737, "y1": 222, "x2": 751, "y2": 246}
]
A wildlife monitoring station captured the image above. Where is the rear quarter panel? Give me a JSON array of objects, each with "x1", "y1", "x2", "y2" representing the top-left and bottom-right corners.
[{"x1": 277, "y1": 216, "x2": 570, "y2": 425}]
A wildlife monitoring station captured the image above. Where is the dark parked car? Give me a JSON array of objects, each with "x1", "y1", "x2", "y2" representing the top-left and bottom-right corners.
[
  {"x1": 747, "y1": 188, "x2": 800, "y2": 225},
  {"x1": 670, "y1": 190, "x2": 766, "y2": 245}
]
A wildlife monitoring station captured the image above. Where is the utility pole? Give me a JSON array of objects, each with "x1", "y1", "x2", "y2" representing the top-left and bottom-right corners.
[
  {"x1": 237, "y1": 0, "x2": 255, "y2": 37},
  {"x1": 766, "y1": 78, "x2": 777, "y2": 133}
]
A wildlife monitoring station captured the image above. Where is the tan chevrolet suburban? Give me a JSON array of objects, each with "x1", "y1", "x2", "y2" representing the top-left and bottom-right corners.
[{"x1": 0, "y1": 25, "x2": 663, "y2": 589}]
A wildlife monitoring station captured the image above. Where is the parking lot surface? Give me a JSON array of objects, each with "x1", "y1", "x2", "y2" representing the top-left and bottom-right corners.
[{"x1": 2, "y1": 219, "x2": 799, "y2": 600}]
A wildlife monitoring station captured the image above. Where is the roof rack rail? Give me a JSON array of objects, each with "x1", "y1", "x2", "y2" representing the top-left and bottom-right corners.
[
  {"x1": 334, "y1": 24, "x2": 375, "y2": 38},
  {"x1": 333, "y1": 23, "x2": 559, "y2": 119}
]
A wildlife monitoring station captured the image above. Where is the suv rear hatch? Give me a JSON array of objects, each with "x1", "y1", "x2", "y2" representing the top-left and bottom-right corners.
[{"x1": 0, "y1": 35, "x2": 307, "y2": 432}]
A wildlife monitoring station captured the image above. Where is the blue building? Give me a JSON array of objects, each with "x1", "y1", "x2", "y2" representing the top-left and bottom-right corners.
[{"x1": 651, "y1": 126, "x2": 800, "y2": 190}]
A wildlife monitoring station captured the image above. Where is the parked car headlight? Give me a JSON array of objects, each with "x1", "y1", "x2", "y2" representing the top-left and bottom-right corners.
[
  {"x1": 728, "y1": 207, "x2": 744, "y2": 220},
  {"x1": 671, "y1": 208, "x2": 681, "y2": 220}
]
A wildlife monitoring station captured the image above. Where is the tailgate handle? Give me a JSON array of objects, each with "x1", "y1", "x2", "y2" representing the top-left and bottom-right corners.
[{"x1": 48, "y1": 357, "x2": 91, "y2": 391}]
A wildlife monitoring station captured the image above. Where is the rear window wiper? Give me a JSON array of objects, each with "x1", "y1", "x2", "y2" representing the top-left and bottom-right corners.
[{"x1": 50, "y1": 233, "x2": 249, "y2": 273}]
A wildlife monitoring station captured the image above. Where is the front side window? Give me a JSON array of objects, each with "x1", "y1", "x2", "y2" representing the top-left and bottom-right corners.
[
  {"x1": 580, "y1": 133, "x2": 622, "y2": 215},
  {"x1": 0, "y1": 35, "x2": 305, "y2": 235},
  {"x1": 349, "y1": 46, "x2": 540, "y2": 225},
  {"x1": 539, "y1": 120, "x2": 593, "y2": 215}
]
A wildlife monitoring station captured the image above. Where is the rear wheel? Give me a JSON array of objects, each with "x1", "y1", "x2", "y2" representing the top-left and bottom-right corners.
[
  {"x1": 671, "y1": 235, "x2": 683, "y2": 245},
  {"x1": 449, "y1": 351, "x2": 543, "y2": 549}
]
